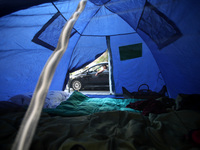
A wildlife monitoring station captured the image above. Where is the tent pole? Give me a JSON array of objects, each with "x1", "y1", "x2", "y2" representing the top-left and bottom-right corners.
[
  {"x1": 106, "y1": 36, "x2": 115, "y2": 95},
  {"x1": 11, "y1": 1, "x2": 87, "y2": 150}
]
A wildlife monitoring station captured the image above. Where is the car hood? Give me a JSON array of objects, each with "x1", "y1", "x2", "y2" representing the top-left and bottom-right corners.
[{"x1": 70, "y1": 72, "x2": 84, "y2": 79}]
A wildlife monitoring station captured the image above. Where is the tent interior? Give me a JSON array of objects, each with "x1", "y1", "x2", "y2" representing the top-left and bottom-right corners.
[{"x1": 0, "y1": 0, "x2": 200, "y2": 149}]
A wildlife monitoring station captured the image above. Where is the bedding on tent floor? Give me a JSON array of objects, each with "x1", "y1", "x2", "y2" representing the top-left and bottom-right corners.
[{"x1": 0, "y1": 91, "x2": 200, "y2": 150}]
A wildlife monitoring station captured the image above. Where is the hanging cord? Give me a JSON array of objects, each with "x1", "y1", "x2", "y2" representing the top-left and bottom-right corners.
[{"x1": 11, "y1": 1, "x2": 87, "y2": 150}]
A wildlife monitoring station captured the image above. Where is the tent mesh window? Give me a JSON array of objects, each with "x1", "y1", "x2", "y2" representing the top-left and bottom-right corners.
[
  {"x1": 32, "y1": 12, "x2": 76, "y2": 51},
  {"x1": 138, "y1": 2, "x2": 182, "y2": 49},
  {"x1": 119, "y1": 43, "x2": 142, "y2": 61}
]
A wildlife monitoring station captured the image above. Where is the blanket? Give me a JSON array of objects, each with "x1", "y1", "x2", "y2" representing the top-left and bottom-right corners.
[
  {"x1": 44, "y1": 91, "x2": 142, "y2": 116},
  {"x1": 0, "y1": 109, "x2": 199, "y2": 150}
]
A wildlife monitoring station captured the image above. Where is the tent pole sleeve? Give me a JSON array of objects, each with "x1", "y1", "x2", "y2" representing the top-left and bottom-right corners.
[
  {"x1": 106, "y1": 36, "x2": 115, "y2": 94},
  {"x1": 11, "y1": 1, "x2": 87, "y2": 150}
]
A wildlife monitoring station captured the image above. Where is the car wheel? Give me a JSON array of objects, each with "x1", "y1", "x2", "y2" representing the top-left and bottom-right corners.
[{"x1": 72, "y1": 80, "x2": 82, "y2": 91}]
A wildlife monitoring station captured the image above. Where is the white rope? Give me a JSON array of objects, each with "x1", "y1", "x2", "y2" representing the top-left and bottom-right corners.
[{"x1": 11, "y1": 1, "x2": 87, "y2": 150}]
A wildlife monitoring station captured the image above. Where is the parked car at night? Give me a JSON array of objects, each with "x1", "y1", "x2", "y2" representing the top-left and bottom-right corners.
[{"x1": 68, "y1": 62, "x2": 109, "y2": 91}]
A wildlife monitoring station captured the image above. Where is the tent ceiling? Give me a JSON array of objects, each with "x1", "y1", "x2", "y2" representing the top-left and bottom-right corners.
[
  {"x1": 0, "y1": 0, "x2": 58, "y2": 17},
  {"x1": 89, "y1": 0, "x2": 110, "y2": 6}
]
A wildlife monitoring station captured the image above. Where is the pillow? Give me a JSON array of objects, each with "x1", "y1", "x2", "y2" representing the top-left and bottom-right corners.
[{"x1": 9, "y1": 91, "x2": 70, "y2": 108}]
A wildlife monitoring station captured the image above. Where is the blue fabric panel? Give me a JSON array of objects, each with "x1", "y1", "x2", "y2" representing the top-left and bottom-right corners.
[
  {"x1": 136, "y1": 0, "x2": 200, "y2": 98},
  {"x1": 0, "y1": 3, "x2": 58, "y2": 100},
  {"x1": 0, "y1": 4, "x2": 57, "y2": 51},
  {"x1": 55, "y1": 0, "x2": 100, "y2": 34},
  {"x1": 82, "y1": 6, "x2": 135, "y2": 36},
  {"x1": 0, "y1": 49, "x2": 52, "y2": 101},
  {"x1": 74, "y1": 1, "x2": 100, "y2": 34},
  {"x1": 32, "y1": 12, "x2": 77, "y2": 50},
  {"x1": 68, "y1": 36, "x2": 107, "y2": 72},
  {"x1": 50, "y1": 33, "x2": 81, "y2": 91},
  {"x1": 110, "y1": 33, "x2": 165, "y2": 95},
  {"x1": 53, "y1": 0, "x2": 80, "y2": 20},
  {"x1": 0, "y1": 0, "x2": 58, "y2": 17},
  {"x1": 32, "y1": 12, "x2": 66, "y2": 50},
  {"x1": 89, "y1": 0, "x2": 110, "y2": 6},
  {"x1": 105, "y1": 0, "x2": 146, "y2": 30}
]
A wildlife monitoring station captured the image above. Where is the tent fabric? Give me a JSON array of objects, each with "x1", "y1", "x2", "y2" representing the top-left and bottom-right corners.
[
  {"x1": 0, "y1": 0, "x2": 200, "y2": 100},
  {"x1": 110, "y1": 33, "x2": 165, "y2": 94},
  {"x1": 32, "y1": 12, "x2": 68, "y2": 51},
  {"x1": 82, "y1": 5, "x2": 135, "y2": 36},
  {"x1": 0, "y1": 0, "x2": 58, "y2": 17}
]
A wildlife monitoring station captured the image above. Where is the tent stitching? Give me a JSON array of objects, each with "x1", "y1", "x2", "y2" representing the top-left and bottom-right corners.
[
  {"x1": 89, "y1": 0, "x2": 111, "y2": 6},
  {"x1": 52, "y1": 2, "x2": 67, "y2": 21},
  {"x1": 75, "y1": 6, "x2": 102, "y2": 37},
  {"x1": 32, "y1": 12, "x2": 79, "y2": 51},
  {"x1": 32, "y1": 12, "x2": 62, "y2": 51},
  {"x1": 81, "y1": 32, "x2": 137, "y2": 37},
  {"x1": 61, "y1": 6, "x2": 103, "y2": 90},
  {"x1": 135, "y1": 0, "x2": 147, "y2": 31},
  {"x1": 68, "y1": 6, "x2": 103, "y2": 69},
  {"x1": 52, "y1": 2, "x2": 81, "y2": 35},
  {"x1": 104, "y1": 5, "x2": 137, "y2": 31}
]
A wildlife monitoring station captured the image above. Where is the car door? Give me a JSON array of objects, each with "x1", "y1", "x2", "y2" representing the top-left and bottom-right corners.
[
  {"x1": 84, "y1": 65, "x2": 101, "y2": 85},
  {"x1": 98, "y1": 68, "x2": 109, "y2": 85}
]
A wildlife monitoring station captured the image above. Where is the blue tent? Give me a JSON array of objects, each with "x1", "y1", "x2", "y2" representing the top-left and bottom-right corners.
[
  {"x1": 0, "y1": 0, "x2": 200, "y2": 101},
  {"x1": 1, "y1": 1, "x2": 200, "y2": 149}
]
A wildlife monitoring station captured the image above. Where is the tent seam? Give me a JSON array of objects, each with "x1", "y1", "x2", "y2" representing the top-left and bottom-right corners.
[
  {"x1": 52, "y1": 2, "x2": 67, "y2": 21},
  {"x1": 62, "y1": 6, "x2": 102, "y2": 90},
  {"x1": 89, "y1": 0, "x2": 111, "y2": 6},
  {"x1": 68, "y1": 6, "x2": 102, "y2": 65},
  {"x1": 79, "y1": 7, "x2": 102, "y2": 36},
  {"x1": 52, "y1": 2, "x2": 81, "y2": 35},
  {"x1": 81, "y1": 32, "x2": 137, "y2": 37},
  {"x1": 136, "y1": 0, "x2": 147, "y2": 31},
  {"x1": 104, "y1": 5, "x2": 136, "y2": 31}
]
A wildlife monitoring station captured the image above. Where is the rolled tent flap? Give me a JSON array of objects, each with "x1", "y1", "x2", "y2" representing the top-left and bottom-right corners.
[{"x1": 0, "y1": 0, "x2": 200, "y2": 100}]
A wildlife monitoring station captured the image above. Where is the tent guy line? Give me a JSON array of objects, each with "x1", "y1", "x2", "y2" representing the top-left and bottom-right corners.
[{"x1": 11, "y1": 1, "x2": 87, "y2": 150}]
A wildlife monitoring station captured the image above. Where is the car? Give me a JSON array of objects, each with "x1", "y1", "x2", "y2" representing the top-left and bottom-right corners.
[{"x1": 68, "y1": 62, "x2": 109, "y2": 91}]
